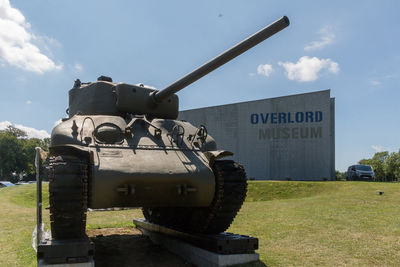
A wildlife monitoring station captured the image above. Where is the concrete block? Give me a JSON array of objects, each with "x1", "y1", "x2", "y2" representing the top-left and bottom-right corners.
[
  {"x1": 142, "y1": 229, "x2": 259, "y2": 267},
  {"x1": 38, "y1": 258, "x2": 94, "y2": 267}
]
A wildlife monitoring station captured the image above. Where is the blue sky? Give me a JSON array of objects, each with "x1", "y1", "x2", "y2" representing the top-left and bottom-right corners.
[{"x1": 0, "y1": 0, "x2": 399, "y2": 171}]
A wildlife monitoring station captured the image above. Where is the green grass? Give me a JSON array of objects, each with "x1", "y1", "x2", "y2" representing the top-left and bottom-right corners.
[
  {"x1": 230, "y1": 181, "x2": 400, "y2": 266},
  {"x1": 245, "y1": 180, "x2": 338, "y2": 202},
  {"x1": 9, "y1": 184, "x2": 49, "y2": 208},
  {"x1": 0, "y1": 184, "x2": 142, "y2": 267},
  {"x1": 0, "y1": 185, "x2": 41, "y2": 266},
  {"x1": 1, "y1": 181, "x2": 399, "y2": 266}
]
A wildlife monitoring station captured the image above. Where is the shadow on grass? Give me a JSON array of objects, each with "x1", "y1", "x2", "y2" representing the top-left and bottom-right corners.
[{"x1": 90, "y1": 232, "x2": 267, "y2": 267}]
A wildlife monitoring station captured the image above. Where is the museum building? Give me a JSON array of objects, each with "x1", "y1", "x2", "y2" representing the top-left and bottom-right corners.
[{"x1": 178, "y1": 90, "x2": 335, "y2": 180}]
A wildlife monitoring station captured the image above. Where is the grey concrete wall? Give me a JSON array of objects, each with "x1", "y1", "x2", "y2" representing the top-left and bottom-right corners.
[
  {"x1": 179, "y1": 90, "x2": 335, "y2": 180},
  {"x1": 330, "y1": 97, "x2": 336, "y2": 180}
]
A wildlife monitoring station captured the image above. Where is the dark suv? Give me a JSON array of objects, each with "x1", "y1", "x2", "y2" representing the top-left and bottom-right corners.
[{"x1": 346, "y1": 165, "x2": 375, "y2": 181}]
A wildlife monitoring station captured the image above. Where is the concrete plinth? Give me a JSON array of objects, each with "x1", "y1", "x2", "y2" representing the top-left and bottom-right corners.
[
  {"x1": 141, "y1": 229, "x2": 259, "y2": 267},
  {"x1": 37, "y1": 238, "x2": 94, "y2": 266},
  {"x1": 38, "y1": 258, "x2": 95, "y2": 267}
]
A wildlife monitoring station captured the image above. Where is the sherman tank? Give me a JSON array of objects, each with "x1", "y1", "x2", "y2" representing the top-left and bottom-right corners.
[{"x1": 49, "y1": 16, "x2": 289, "y2": 239}]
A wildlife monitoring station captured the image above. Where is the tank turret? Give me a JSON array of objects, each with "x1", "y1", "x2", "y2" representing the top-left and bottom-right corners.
[{"x1": 49, "y1": 16, "x2": 290, "y2": 240}]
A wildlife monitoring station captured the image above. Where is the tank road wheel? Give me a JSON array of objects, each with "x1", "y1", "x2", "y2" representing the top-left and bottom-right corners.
[
  {"x1": 142, "y1": 160, "x2": 247, "y2": 234},
  {"x1": 49, "y1": 155, "x2": 88, "y2": 240}
]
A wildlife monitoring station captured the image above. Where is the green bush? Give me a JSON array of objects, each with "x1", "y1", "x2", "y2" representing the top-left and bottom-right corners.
[
  {"x1": 335, "y1": 170, "x2": 346, "y2": 181},
  {"x1": 359, "y1": 150, "x2": 400, "y2": 182}
]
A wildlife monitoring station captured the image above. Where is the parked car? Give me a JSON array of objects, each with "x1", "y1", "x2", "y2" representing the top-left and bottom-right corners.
[
  {"x1": 15, "y1": 182, "x2": 29, "y2": 185},
  {"x1": 346, "y1": 165, "x2": 375, "y2": 181},
  {"x1": 0, "y1": 181, "x2": 16, "y2": 187}
]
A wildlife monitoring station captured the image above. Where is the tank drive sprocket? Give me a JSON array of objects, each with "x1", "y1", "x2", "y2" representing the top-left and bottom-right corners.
[
  {"x1": 142, "y1": 160, "x2": 247, "y2": 233},
  {"x1": 49, "y1": 155, "x2": 88, "y2": 239}
]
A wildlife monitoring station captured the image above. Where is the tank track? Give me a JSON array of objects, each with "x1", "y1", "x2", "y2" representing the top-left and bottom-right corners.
[
  {"x1": 142, "y1": 160, "x2": 247, "y2": 234},
  {"x1": 49, "y1": 155, "x2": 88, "y2": 240}
]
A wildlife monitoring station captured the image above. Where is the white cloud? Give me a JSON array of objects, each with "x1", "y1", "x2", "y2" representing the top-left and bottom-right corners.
[
  {"x1": 0, "y1": 120, "x2": 11, "y2": 129},
  {"x1": 0, "y1": 0, "x2": 62, "y2": 74},
  {"x1": 368, "y1": 74, "x2": 397, "y2": 89},
  {"x1": 371, "y1": 145, "x2": 389, "y2": 153},
  {"x1": 73, "y1": 63, "x2": 83, "y2": 72},
  {"x1": 370, "y1": 80, "x2": 381, "y2": 86},
  {"x1": 34, "y1": 35, "x2": 62, "y2": 54},
  {"x1": 278, "y1": 56, "x2": 339, "y2": 82},
  {"x1": 26, "y1": 100, "x2": 31, "y2": 104},
  {"x1": 304, "y1": 26, "x2": 335, "y2": 51},
  {"x1": 0, "y1": 120, "x2": 50, "y2": 139},
  {"x1": 257, "y1": 64, "x2": 273, "y2": 77}
]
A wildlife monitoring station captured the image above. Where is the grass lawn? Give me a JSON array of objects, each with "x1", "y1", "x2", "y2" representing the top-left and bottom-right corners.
[{"x1": 1, "y1": 181, "x2": 399, "y2": 266}]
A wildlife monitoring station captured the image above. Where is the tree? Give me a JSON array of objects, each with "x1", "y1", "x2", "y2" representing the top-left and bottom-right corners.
[
  {"x1": 385, "y1": 152, "x2": 400, "y2": 181},
  {"x1": 335, "y1": 170, "x2": 346, "y2": 181},
  {"x1": 359, "y1": 150, "x2": 400, "y2": 182},
  {"x1": 5, "y1": 125, "x2": 27, "y2": 138},
  {"x1": 41, "y1": 138, "x2": 51, "y2": 151},
  {"x1": 0, "y1": 126, "x2": 49, "y2": 182},
  {"x1": 0, "y1": 131, "x2": 23, "y2": 181},
  {"x1": 21, "y1": 138, "x2": 44, "y2": 180}
]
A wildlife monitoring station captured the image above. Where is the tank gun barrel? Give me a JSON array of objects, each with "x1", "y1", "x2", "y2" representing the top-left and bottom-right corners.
[{"x1": 153, "y1": 16, "x2": 289, "y2": 103}]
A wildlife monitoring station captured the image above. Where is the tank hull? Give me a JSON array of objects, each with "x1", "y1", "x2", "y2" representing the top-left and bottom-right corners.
[
  {"x1": 90, "y1": 145, "x2": 215, "y2": 208},
  {"x1": 50, "y1": 115, "x2": 216, "y2": 209}
]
